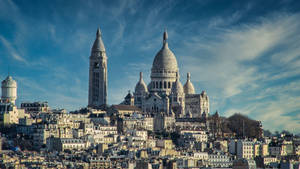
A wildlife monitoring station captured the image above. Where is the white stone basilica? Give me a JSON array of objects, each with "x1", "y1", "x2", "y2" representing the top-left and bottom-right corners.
[
  {"x1": 131, "y1": 30, "x2": 209, "y2": 118},
  {"x1": 88, "y1": 28, "x2": 209, "y2": 117}
]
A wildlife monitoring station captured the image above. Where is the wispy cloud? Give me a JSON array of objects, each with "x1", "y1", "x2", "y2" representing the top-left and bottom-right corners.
[
  {"x1": 1, "y1": 0, "x2": 300, "y2": 133},
  {"x1": 0, "y1": 35, "x2": 27, "y2": 64},
  {"x1": 17, "y1": 73, "x2": 88, "y2": 111},
  {"x1": 177, "y1": 12, "x2": 300, "y2": 132},
  {"x1": 225, "y1": 82, "x2": 300, "y2": 133}
]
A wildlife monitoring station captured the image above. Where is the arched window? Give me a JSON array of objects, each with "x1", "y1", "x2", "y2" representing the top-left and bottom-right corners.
[
  {"x1": 168, "y1": 82, "x2": 171, "y2": 88},
  {"x1": 159, "y1": 81, "x2": 162, "y2": 88},
  {"x1": 156, "y1": 81, "x2": 158, "y2": 88},
  {"x1": 164, "y1": 81, "x2": 167, "y2": 88}
]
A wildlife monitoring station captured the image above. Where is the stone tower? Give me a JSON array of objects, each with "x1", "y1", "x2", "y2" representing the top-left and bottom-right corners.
[
  {"x1": 1, "y1": 76, "x2": 17, "y2": 105},
  {"x1": 88, "y1": 28, "x2": 107, "y2": 108}
]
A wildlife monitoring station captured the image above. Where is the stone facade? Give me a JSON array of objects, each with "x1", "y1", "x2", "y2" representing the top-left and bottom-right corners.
[
  {"x1": 0, "y1": 102, "x2": 25, "y2": 125},
  {"x1": 88, "y1": 28, "x2": 107, "y2": 108},
  {"x1": 132, "y1": 30, "x2": 209, "y2": 117},
  {"x1": 1, "y1": 76, "x2": 17, "y2": 105},
  {"x1": 185, "y1": 91, "x2": 209, "y2": 118},
  {"x1": 0, "y1": 76, "x2": 25, "y2": 126}
]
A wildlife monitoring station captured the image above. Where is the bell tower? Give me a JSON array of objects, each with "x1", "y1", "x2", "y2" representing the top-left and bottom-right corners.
[{"x1": 88, "y1": 28, "x2": 107, "y2": 108}]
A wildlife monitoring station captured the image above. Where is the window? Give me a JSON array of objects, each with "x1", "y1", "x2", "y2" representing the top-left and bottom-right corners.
[
  {"x1": 168, "y1": 82, "x2": 171, "y2": 88},
  {"x1": 160, "y1": 81, "x2": 162, "y2": 88},
  {"x1": 164, "y1": 81, "x2": 167, "y2": 88},
  {"x1": 92, "y1": 72, "x2": 100, "y2": 101},
  {"x1": 94, "y1": 62, "x2": 100, "y2": 68}
]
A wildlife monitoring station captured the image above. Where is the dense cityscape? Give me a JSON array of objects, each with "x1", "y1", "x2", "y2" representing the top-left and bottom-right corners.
[{"x1": 0, "y1": 27, "x2": 299, "y2": 169}]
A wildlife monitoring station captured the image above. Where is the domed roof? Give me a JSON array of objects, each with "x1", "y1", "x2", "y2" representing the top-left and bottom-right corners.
[
  {"x1": 135, "y1": 72, "x2": 148, "y2": 94},
  {"x1": 171, "y1": 73, "x2": 184, "y2": 94},
  {"x1": 2, "y1": 76, "x2": 17, "y2": 87},
  {"x1": 183, "y1": 73, "x2": 195, "y2": 94},
  {"x1": 152, "y1": 31, "x2": 178, "y2": 71},
  {"x1": 92, "y1": 28, "x2": 105, "y2": 52}
]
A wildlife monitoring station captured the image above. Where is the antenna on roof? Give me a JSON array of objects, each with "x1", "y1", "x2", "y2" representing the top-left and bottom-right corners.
[
  {"x1": 243, "y1": 120, "x2": 245, "y2": 139},
  {"x1": 7, "y1": 65, "x2": 10, "y2": 76}
]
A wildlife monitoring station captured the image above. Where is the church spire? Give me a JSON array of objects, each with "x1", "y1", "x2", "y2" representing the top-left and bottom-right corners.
[
  {"x1": 96, "y1": 27, "x2": 101, "y2": 37},
  {"x1": 139, "y1": 72, "x2": 143, "y2": 81},
  {"x1": 163, "y1": 29, "x2": 168, "y2": 47},
  {"x1": 92, "y1": 27, "x2": 105, "y2": 52},
  {"x1": 187, "y1": 72, "x2": 191, "y2": 81}
]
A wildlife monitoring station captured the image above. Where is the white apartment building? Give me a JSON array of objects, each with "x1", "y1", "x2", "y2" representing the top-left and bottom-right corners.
[
  {"x1": 208, "y1": 153, "x2": 231, "y2": 168},
  {"x1": 47, "y1": 137, "x2": 88, "y2": 151},
  {"x1": 181, "y1": 130, "x2": 208, "y2": 142},
  {"x1": 237, "y1": 140, "x2": 254, "y2": 159}
]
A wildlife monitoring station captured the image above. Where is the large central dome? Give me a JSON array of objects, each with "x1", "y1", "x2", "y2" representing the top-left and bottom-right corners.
[
  {"x1": 152, "y1": 31, "x2": 178, "y2": 71},
  {"x1": 150, "y1": 30, "x2": 179, "y2": 96}
]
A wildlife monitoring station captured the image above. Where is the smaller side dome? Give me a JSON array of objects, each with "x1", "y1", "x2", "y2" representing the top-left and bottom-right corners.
[
  {"x1": 171, "y1": 73, "x2": 184, "y2": 94},
  {"x1": 135, "y1": 72, "x2": 148, "y2": 94},
  {"x1": 183, "y1": 72, "x2": 195, "y2": 95}
]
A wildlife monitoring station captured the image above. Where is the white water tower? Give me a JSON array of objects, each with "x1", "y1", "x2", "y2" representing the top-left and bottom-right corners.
[{"x1": 1, "y1": 76, "x2": 17, "y2": 105}]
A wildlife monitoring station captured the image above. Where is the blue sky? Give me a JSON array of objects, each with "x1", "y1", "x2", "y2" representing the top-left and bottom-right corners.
[{"x1": 0, "y1": 0, "x2": 300, "y2": 133}]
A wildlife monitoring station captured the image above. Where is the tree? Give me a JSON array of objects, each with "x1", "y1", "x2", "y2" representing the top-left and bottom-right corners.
[
  {"x1": 227, "y1": 113, "x2": 262, "y2": 138},
  {"x1": 281, "y1": 130, "x2": 292, "y2": 136},
  {"x1": 263, "y1": 130, "x2": 272, "y2": 137}
]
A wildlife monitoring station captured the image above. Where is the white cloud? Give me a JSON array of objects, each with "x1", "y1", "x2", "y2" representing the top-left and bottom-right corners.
[
  {"x1": 17, "y1": 74, "x2": 88, "y2": 111},
  {"x1": 0, "y1": 35, "x2": 27, "y2": 63},
  {"x1": 177, "y1": 12, "x2": 300, "y2": 132},
  {"x1": 1, "y1": 0, "x2": 299, "y2": 133},
  {"x1": 0, "y1": 0, "x2": 19, "y2": 20},
  {"x1": 182, "y1": 12, "x2": 300, "y2": 95},
  {"x1": 224, "y1": 79, "x2": 300, "y2": 133},
  {"x1": 111, "y1": 22, "x2": 126, "y2": 47}
]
